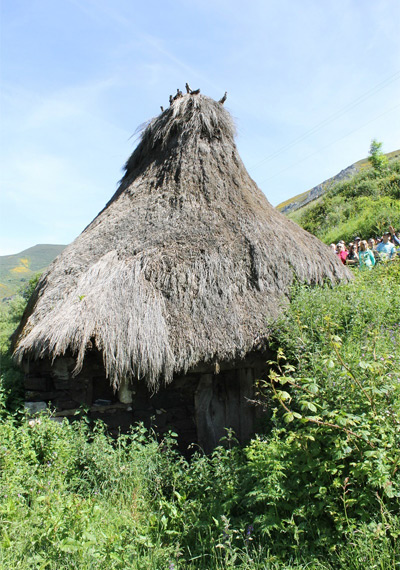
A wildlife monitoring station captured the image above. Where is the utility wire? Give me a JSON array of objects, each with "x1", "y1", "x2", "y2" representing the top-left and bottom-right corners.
[
  {"x1": 249, "y1": 70, "x2": 400, "y2": 170},
  {"x1": 256, "y1": 101, "x2": 400, "y2": 189}
]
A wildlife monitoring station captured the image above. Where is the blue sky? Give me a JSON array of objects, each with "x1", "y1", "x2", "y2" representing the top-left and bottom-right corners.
[{"x1": 1, "y1": 0, "x2": 399, "y2": 255}]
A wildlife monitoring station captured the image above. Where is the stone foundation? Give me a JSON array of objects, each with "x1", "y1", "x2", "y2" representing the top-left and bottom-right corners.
[{"x1": 22, "y1": 349, "x2": 268, "y2": 452}]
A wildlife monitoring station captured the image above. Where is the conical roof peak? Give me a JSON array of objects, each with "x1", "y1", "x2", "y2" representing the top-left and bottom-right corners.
[{"x1": 124, "y1": 92, "x2": 235, "y2": 177}]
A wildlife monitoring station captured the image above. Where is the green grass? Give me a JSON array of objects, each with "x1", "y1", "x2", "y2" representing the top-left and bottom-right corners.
[{"x1": 1, "y1": 264, "x2": 399, "y2": 568}]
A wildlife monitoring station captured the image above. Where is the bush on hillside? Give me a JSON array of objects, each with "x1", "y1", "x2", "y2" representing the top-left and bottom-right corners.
[
  {"x1": 295, "y1": 159, "x2": 400, "y2": 244},
  {"x1": 368, "y1": 139, "x2": 389, "y2": 172}
]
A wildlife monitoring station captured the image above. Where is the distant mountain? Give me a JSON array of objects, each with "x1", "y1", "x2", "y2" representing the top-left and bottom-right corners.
[
  {"x1": 277, "y1": 149, "x2": 400, "y2": 215},
  {"x1": 0, "y1": 244, "x2": 66, "y2": 302}
]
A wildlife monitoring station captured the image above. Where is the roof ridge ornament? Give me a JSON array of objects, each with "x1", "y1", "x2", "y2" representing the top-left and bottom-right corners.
[
  {"x1": 219, "y1": 91, "x2": 227, "y2": 105},
  {"x1": 168, "y1": 84, "x2": 202, "y2": 106}
]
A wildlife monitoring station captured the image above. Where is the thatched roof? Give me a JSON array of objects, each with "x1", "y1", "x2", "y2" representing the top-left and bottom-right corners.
[{"x1": 13, "y1": 92, "x2": 351, "y2": 390}]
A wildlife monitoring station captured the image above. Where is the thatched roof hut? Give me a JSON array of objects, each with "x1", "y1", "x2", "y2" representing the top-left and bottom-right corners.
[{"x1": 14, "y1": 91, "x2": 351, "y2": 450}]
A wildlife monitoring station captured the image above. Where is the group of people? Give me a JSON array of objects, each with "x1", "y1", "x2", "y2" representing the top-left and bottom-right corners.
[{"x1": 331, "y1": 225, "x2": 400, "y2": 270}]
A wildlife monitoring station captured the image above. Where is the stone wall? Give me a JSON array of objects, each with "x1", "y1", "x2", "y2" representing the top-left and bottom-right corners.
[{"x1": 23, "y1": 349, "x2": 268, "y2": 452}]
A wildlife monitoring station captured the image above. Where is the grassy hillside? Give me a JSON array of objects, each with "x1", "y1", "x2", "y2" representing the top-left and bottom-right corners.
[
  {"x1": 287, "y1": 157, "x2": 400, "y2": 244},
  {"x1": 278, "y1": 148, "x2": 400, "y2": 214},
  {"x1": 0, "y1": 244, "x2": 66, "y2": 302}
]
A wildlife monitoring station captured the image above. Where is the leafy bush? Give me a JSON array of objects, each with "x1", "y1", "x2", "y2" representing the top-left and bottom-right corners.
[
  {"x1": 368, "y1": 139, "x2": 389, "y2": 172},
  {"x1": 244, "y1": 263, "x2": 400, "y2": 554},
  {"x1": 0, "y1": 296, "x2": 26, "y2": 416},
  {"x1": 0, "y1": 274, "x2": 43, "y2": 414}
]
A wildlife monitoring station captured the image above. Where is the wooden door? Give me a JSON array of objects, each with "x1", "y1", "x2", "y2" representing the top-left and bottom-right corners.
[{"x1": 194, "y1": 368, "x2": 254, "y2": 452}]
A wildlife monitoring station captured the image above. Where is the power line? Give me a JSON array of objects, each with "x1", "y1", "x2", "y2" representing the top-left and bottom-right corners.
[
  {"x1": 256, "y1": 101, "x2": 400, "y2": 188},
  {"x1": 249, "y1": 70, "x2": 400, "y2": 170}
]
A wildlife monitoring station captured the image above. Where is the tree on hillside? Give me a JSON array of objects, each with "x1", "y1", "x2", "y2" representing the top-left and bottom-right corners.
[{"x1": 368, "y1": 139, "x2": 388, "y2": 171}]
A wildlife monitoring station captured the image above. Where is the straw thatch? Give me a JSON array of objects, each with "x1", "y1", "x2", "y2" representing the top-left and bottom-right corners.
[{"x1": 13, "y1": 92, "x2": 351, "y2": 391}]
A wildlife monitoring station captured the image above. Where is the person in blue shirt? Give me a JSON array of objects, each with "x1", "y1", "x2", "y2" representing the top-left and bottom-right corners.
[
  {"x1": 359, "y1": 240, "x2": 375, "y2": 270},
  {"x1": 376, "y1": 231, "x2": 396, "y2": 260}
]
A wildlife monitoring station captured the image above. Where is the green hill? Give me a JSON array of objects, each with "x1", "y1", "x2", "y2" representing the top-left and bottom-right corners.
[
  {"x1": 277, "y1": 148, "x2": 400, "y2": 215},
  {"x1": 0, "y1": 244, "x2": 66, "y2": 302},
  {"x1": 284, "y1": 156, "x2": 400, "y2": 245}
]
